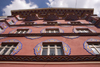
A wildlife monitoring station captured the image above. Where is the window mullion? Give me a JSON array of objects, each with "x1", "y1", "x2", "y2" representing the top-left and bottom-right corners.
[
  {"x1": 49, "y1": 30, "x2": 51, "y2": 33},
  {"x1": 40, "y1": 46, "x2": 43, "y2": 55},
  {"x1": 48, "y1": 45, "x2": 50, "y2": 55},
  {"x1": 93, "y1": 45, "x2": 100, "y2": 54},
  {"x1": 5, "y1": 45, "x2": 14, "y2": 55},
  {"x1": 0, "y1": 45, "x2": 7, "y2": 55},
  {"x1": 55, "y1": 45, "x2": 57, "y2": 55},
  {"x1": 54, "y1": 30, "x2": 56, "y2": 33}
]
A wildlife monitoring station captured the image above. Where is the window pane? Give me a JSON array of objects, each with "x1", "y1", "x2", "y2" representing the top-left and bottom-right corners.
[
  {"x1": 88, "y1": 45, "x2": 93, "y2": 47},
  {"x1": 97, "y1": 48, "x2": 100, "y2": 51},
  {"x1": 94, "y1": 44, "x2": 99, "y2": 47},
  {"x1": 0, "y1": 48, "x2": 3, "y2": 51},
  {"x1": 57, "y1": 48, "x2": 63, "y2": 55},
  {"x1": 42, "y1": 48, "x2": 47, "y2": 55},
  {"x1": 43, "y1": 45, "x2": 48, "y2": 47},
  {"x1": 9, "y1": 48, "x2": 15, "y2": 55},
  {"x1": 2, "y1": 48, "x2": 9, "y2": 55},
  {"x1": 50, "y1": 48, "x2": 55, "y2": 55},
  {"x1": 91, "y1": 48, "x2": 99, "y2": 54},
  {"x1": 8, "y1": 45, "x2": 12, "y2": 47},
  {"x1": 46, "y1": 31, "x2": 49, "y2": 33},
  {"x1": 51, "y1": 30, "x2": 54, "y2": 33},
  {"x1": 56, "y1": 31, "x2": 59, "y2": 33},
  {"x1": 50, "y1": 45, "x2": 55, "y2": 47},
  {"x1": 57, "y1": 45, "x2": 61, "y2": 47}
]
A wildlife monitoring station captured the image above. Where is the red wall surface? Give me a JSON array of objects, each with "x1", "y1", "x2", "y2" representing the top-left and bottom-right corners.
[
  {"x1": 0, "y1": 17, "x2": 100, "y2": 67},
  {"x1": 0, "y1": 19, "x2": 100, "y2": 55},
  {"x1": 0, "y1": 63, "x2": 100, "y2": 67}
]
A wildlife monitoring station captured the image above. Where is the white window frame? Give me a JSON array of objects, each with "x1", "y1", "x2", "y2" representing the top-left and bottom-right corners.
[
  {"x1": 46, "y1": 29, "x2": 59, "y2": 33},
  {"x1": 88, "y1": 43, "x2": 100, "y2": 54},
  {"x1": 41, "y1": 44, "x2": 63, "y2": 55},
  {"x1": 14, "y1": 29, "x2": 28, "y2": 34},
  {"x1": 77, "y1": 28, "x2": 91, "y2": 33},
  {"x1": 0, "y1": 27, "x2": 3, "y2": 31},
  {"x1": 0, "y1": 44, "x2": 16, "y2": 55}
]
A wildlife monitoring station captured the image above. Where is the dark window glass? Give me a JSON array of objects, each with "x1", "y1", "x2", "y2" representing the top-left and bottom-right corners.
[
  {"x1": 50, "y1": 48, "x2": 55, "y2": 55},
  {"x1": 9, "y1": 48, "x2": 15, "y2": 55},
  {"x1": 42, "y1": 48, "x2": 47, "y2": 55},
  {"x1": 2, "y1": 48, "x2": 9, "y2": 55},
  {"x1": 0, "y1": 48, "x2": 3, "y2": 51}
]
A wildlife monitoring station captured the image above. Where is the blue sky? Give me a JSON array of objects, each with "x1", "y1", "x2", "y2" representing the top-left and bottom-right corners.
[{"x1": 0, "y1": 0, "x2": 100, "y2": 16}]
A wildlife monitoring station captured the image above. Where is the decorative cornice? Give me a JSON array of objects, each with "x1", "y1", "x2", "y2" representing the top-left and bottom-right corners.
[
  {"x1": 11, "y1": 8, "x2": 93, "y2": 18},
  {"x1": 0, "y1": 55, "x2": 100, "y2": 62},
  {"x1": 9, "y1": 24, "x2": 94, "y2": 27},
  {"x1": 0, "y1": 33, "x2": 100, "y2": 37}
]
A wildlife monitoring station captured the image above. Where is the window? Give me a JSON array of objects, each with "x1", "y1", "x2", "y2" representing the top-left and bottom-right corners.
[
  {"x1": 0, "y1": 42, "x2": 18, "y2": 55},
  {"x1": 46, "y1": 28, "x2": 59, "y2": 33},
  {"x1": 25, "y1": 22, "x2": 34, "y2": 25},
  {"x1": 76, "y1": 28, "x2": 92, "y2": 33},
  {"x1": 87, "y1": 42, "x2": 100, "y2": 54},
  {"x1": 0, "y1": 26, "x2": 3, "y2": 31},
  {"x1": 14, "y1": 29, "x2": 29, "y2": 34},
  {"x1": 70, "y1": 21, "x2": 81, "y2": 24},
  {"x1": 8, "y1": 20, "x2": 14, "y2": 25},
  {"x1": 47, "y1": 21, "x2": 57, "y2": 24},
  {"x1": 42, "y1": 42, "x2": 64, "y2": 55}
]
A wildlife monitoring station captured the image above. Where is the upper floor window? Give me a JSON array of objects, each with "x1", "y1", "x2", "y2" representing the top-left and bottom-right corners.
[
  {"x1": 14, "y1": 29, "x2": 29, "y2": 34},
  {"x1": 46, "y1": 28, "x2": 59, "y2": 33},
  {"x1": 8, "y1": 20, "x2": 14, "y2": 25},
  {"x1": 0, "y1": 42, "x2": 18, "y2": 55},
  {"x1": 87, "y1": 42, "x2": 100, "y2": 54},
  {"x1": 47, "y1": 21, "x2": 58, "y2": 24},
  {"x1": 0, "y1": 26, "x2": 3, "y2": 31},
  {"x1": 70, "y1": 21, "x2": 81, "y2": 24},
  {"x1": 76, "y1": 28, "x2": 92, "y2": 33},
  {"x1": 42, "y1": 42, "x2": 64, "y2": 55},
  {"x1": 25, "y1": 22, "x2": 34, "y2": 25}
]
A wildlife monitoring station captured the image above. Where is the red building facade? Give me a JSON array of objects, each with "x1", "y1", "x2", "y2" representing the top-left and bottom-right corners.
[{"x1": 0, "y1": 8, "x2": 100, "y2": 67}]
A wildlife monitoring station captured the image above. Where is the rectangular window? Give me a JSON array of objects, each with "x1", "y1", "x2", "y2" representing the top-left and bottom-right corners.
[
  {"x1": 76, "y1": 28, "x2": 92, "y2": 33},
  {"x1": 25, "y1": 22, "x2": 34, "y2": 25},
  {"x1": 41, "y1": 42, "x2": 64, "y2": 55},
  {"x1": 0, "y1": 42, "x2": 18, "y2": 55},
  {"x1": 71, "y1": 21, "x2": 81, "y2": 24},
  {"x1": 0, "y1": 26, "x2": 3, "y2": 31},
  {"x1": 8, "y1": 20, "x2": 14, "y2": 25},
  {"x1": 46, "y1": 28, "x2": 59, "y2": 33},
  {"x1": 87, "y1": 42, "x2": 100, "y2": 54},
  {"x1": 47, "y1": 21, "x2": 57, "y2": 24},
  {"x1": 14, "y1": 29, "x2": 29, "y2": 34}
]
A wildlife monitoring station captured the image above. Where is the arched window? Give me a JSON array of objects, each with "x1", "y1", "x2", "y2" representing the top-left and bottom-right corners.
[
  {"x1": 83, "y1": 38, "x2": 100, "y2": 55},
  {"x1": 34, "y1": 39, "x2": 71, "y2": 55},
  {"x1": 0, "y1": 39, "x2": 22, "y2": 55}
]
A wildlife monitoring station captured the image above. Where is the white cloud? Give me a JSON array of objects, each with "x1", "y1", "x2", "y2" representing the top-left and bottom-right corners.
[
  {"x1": 46, "y1": 0, "x2": 68, "y2": 7},
  {"x1": 84, "y1": 0, "x2": 100, "y2": 17},
  {"x1": 2, "y1": 0, "x2": 38, "y2": 16},
  {"x1": 46, "y1": 0, "x2": 100, "y2": 16}
]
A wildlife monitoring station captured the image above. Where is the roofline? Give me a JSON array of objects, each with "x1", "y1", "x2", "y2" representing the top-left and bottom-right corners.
[{"x1": 11, "y1": 8, "x2": 94, "y2": 12}]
